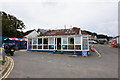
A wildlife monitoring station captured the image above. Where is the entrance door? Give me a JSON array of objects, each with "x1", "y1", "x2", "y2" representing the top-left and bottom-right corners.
[{"x1": 56, "y1": 38, "x2": 61, "y2": 50}]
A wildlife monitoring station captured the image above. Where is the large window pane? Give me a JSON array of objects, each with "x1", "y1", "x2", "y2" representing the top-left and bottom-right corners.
[
  {"x1": 68, "y1": 37, "x2": 74, "y2": 45},
  {"x1": 38, "y1": 45, "x2": 42, "y2": 49},
  {"x1": 62, "y1": 37, "x2": 67, "y2": 44},
  {"x1": 43, "y1": 38, "x2": 48, "y2": 44},
  {"x1": 68, "y1": 45, "x2": 74, "y2": 50},
  {"x1": 49, "y1": 38, "x2": 54, "y2": 44},
  {"x1": 33, "y1": 45, "x2": 37, "y2": 49},
  {"x1": 75, "y1": 37, "x2": 81, "y2": 44},
  {"x1": 33, "y1": 38, "x2": 37, "y2": 44},
  {"x1": 49, "y1": 45, "x2": 54, "y2": 49},
  {"x1": 28, "y1": 39, "x2": 32, "y2": 44},
  {"x1": 38, "y1": 38, "x2": 42, "y2": 44},
  {"x1": 43, "y1": 45, "x2": 48, "y2": 49},
  {"x1": 83, "y1": 38, "x2": 88, "y2": 50},
  {"x1": 62, "y1": 45, "x2": 67, "y2": 49},
  {"x1": 75, "y1": 45, "x2": 81, "y2": 50}
]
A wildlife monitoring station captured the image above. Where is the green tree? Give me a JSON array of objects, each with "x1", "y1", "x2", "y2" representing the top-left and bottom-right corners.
[{"x1": 1, "y1": 11, "x2": 25, "y2": 37}]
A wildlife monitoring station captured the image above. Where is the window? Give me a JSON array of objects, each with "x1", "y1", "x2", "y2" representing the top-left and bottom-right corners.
[
  {"x1": 83, "y1": 37, "x2": 88, "y2": 50},
  {"x1": 49, "y1": 38, "x2": 54, "y2": 50},
  {"x1": 38, "y1": 45, "x2": 42, "y2": 49},
  {"x1": 68, "y1": 37, "x2": 74, "y2": 50},
  {"x1": 62, "y1": 37, "x2": 68, "y2": 50},
  {"x1": 43, "y1": 45, "x2": 48, "y2": 49},
  {"x1": 32, "y1": 38, "x2": 37, "y2": 49},
  {"x1": 49, "y1": 45, "x2": 54, "y2": 49},
  {"x1": 75, "y1": 37, "x2": 81, "y2": 50},
  {"x1": 33, "y1": 45, "x2": 37, "y2": 49},
  {"x1": 75, "y1": 37, "x2": 81, "y2": 44},
  {"x1": 43, "y1": 38, "x2": 48, "y2": 44},
  {"x1": 62, "y1": 37, "x2": 67, "y2": 44},
  {"x1": 68, "y1": 37, "x2": 74, "y2": 44},
  {"x1": 43, "y1": 38, "x2": 48, "y2": 49},
  {"x1": 68, "y1": 45, "x2": 74, "y2": 50},
  {"x1": 49, "y1": 38, "x2": 54, "y2": 44},
  {"x1": 33, "y1": 38, "x2": 37, "y2": 44},
  {"x1": 28, "y1": 39, "x2": 32, "y2": 44},
  {"x1": 75, "y1": 45, "x2": 81, "y2": 50},
  {"x1": 38, "y1": 38, "x2": 42, "y2": 45},
  {"x1": 62, "y1": 45, "x2": 67, "y2": 49}
]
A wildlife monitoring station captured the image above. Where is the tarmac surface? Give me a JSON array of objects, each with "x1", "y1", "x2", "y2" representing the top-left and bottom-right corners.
[{"x1": 7, "y1": 44, "x2": 118, "y2": 78}]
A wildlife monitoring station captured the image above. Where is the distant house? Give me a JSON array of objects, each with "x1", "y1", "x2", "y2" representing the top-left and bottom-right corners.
[
  {"x1": 27, "y1": 27, "x2": 89, "y2": 55},
  {"x1": 89, "y1": 35, "x2": 97, "y2": 40},
  {"x1": 110, "y1": 35, "x2": 120, "y2": 47},
  {"x1": 37, "y1": 28, "x2": 47, "y2": 34},
  {"x1": 115, "y1": 35, "x2": 120, "y2": 45},
  {"x1": 97, "y1": 38, "x2": 107, "y2": 42}
]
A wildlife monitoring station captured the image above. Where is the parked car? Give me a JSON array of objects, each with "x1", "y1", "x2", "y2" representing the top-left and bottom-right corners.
[{"x1": 89, "y1": 40, "x2": 97, "y2": 44}]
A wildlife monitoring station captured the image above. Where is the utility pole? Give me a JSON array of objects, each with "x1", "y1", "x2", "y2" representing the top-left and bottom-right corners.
[
  {"x1": 0, "y1": 11, "x2": 2, "y2": 47},
  {"x1": 0, "y1": 12, "x2": 5, "y2": 62}
]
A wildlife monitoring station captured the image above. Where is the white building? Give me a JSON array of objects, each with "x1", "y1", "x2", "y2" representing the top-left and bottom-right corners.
[
  {"x1": 27, "y1": 28, "x2": 89, "y2": 55},
  {"x1": 24, "y1": 29, "x2": 39, "y2": 38}
]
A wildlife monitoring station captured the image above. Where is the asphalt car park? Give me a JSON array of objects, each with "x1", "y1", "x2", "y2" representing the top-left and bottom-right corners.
[{"x1": 7, "y1": 44, "x2": 118, "y2": 78}]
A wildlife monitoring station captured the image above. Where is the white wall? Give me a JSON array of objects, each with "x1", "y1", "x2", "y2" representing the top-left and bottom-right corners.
[{"x1": 25, "y1": 31, "x2": 39, "y2": 38}]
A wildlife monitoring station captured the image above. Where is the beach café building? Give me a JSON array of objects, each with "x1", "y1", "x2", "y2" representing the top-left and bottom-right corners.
[{"x1": 27, "y1": 28, "x2": 89, "y2": 55}]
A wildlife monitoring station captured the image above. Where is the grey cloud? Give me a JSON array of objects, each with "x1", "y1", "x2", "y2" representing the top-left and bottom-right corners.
[{"x1": 0, "y1": 0, "x2": 118, "y2": 36}]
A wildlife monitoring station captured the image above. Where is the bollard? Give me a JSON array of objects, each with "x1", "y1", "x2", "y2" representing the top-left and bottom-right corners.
[{"x1": 1, "y1": 48, "x2": 5, "y2": 62}]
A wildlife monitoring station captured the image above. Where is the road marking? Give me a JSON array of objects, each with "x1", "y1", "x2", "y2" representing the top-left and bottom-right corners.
[
  {"x1": 98, "y1": 49, "x2": 104, "y2": 55},
  {"x1": 4, "y1": 57, "x2": 14, "y2": 79},
  {"x1": 94, "y1": 49, "x2": 101, "y2": 57},
  {"x1": 1, "y1": 57, "x2": 14, "y2": 80},
  {"x1": 1, "y1": 56, "x2": 14, "y2": 80},
  {"x1": 1, "y1": 57, "x2": 12, "y2": 79}
]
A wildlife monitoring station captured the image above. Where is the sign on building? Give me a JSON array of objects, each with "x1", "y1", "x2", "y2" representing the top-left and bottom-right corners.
[{"x1": 82, "y1": 51, "x2": 87, "y2": 57}]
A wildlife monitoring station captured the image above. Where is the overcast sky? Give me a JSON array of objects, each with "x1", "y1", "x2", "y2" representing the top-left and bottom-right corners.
[{"x1": 0, "y1": 0, "x2": 119, "y2": 36}]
